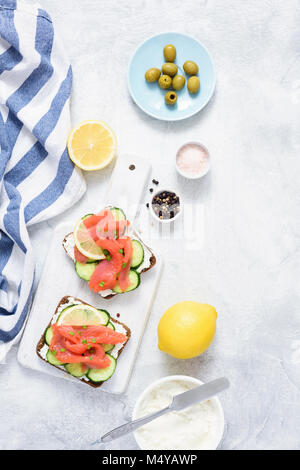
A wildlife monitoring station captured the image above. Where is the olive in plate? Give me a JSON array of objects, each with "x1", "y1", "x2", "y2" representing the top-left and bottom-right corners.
[
  {"x1": 183, "y1": 60, "x2": 199, "y2": 76},
  {"x1": 158, "y1": 74, "x2": 172, "y2": 89},
  {"x1": 172, "y1": 75, "x2": 186, "y2": 91},
  {"x1": 165, "y1": 91, "x2": 177, "y2": 105},
  {"x1": 145, "y1": 68, "x2": 161, "y2": 83},
  {"x1": 162, "y1": 62, "x2": 178, "y2": 77},
  {"x1": 187, "y1": 76, "x2": 200, "y2": 94},
  {"x1": 163, "y1": 44, "x2": 176, "y2": 62}
]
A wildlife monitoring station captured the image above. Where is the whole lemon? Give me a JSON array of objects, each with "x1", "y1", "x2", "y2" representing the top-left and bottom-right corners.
[{"x1": 158, "y1": 301, "x2": 217, "y2": 359}]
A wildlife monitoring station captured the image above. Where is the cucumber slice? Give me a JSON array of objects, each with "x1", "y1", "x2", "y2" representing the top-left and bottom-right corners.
[
  {"x1": 65, "y1": 363, "x2": 86, "y2": 378},
  {"x1": 58, "y1": 304, "x2": 75, "y2": 315},
  {"x1": 131, "y1": 240, "x2": 144, "y2": 269},
  {"x1": 110, "y1": 207, "x2": 126, "y2": 221},
  {"x1": 44, "y1": 326, "x2": 53, "y2": 346},
  {"x1": 112, "y1": 269, "x2": 140, "y2": 294},
  {"x1": 82, "y1": 213, "x2": 94, "y2": 220},
  {"x1": 97, "y1": 309, "x2": 110, "y2": 325},
  {"x1": 75, "y1": 261, "x2": 98, "y2": 281},
  {"x1": 86, "y1": 354, "x2": 116, "y2": 383},
  {"x1": 102, "y1": 321, "x2": 115, "y2": 352},
  {"x1": 107, "y1": 321, "x2": 115, "y2": 331},
  {"x1": 46, "y1": 349, "x2": 64, "y2": 366}
]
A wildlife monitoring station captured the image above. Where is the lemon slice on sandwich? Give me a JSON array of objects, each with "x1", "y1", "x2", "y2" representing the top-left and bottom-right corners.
[
  {"x1": 73, "y1": 217, "x2": 106, "y2": 260},
  {"x1": 57, "y1": 304, "x2": 109, "y2": 325}
]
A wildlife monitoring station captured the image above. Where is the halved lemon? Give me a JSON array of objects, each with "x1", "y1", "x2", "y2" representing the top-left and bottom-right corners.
[
  {"x1": 73, "y1": 217, "x2": 106, "y2": 260},
  {"x1": 67, "y1": 120, "x2": 117, "y2": 171},
  {"x1": 57, "y1": 304, "x2": 109, "y2": 326}
]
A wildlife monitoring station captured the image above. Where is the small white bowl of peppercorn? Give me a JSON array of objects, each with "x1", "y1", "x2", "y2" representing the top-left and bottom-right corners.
[{"x1": 150, "y1": 188, "x2": 181, "y2": 223}]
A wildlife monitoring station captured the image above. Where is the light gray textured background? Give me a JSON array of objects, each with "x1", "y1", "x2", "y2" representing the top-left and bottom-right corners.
[{"x1": 1, "y1": 0, "x2": 300, "y2": 450}]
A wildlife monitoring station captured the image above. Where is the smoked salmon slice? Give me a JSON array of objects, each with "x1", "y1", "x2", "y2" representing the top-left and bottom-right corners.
[
  {"x1": 84, "y1": 210, "x2": 130, "y2": 241},
  {"x1": 89, "y1": 238, "x2": 123, "y2": 292},
  {"x1": 50, "y1": 324, "x2": 127, "y2": 369},
  {"x1": 75, "y1": 325, "x2": 127, "y2": 344},
  {"x1": 83, "y1": 210, "x2": 110, "y2": 229},
  {"x1": 74, "y1": 245, "x2": 89, "y2": 264}
]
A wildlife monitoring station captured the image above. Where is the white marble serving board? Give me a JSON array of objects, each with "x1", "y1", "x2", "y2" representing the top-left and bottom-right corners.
[{"x1": 18, "y1": 154, "x2": 162, "y2": 394}]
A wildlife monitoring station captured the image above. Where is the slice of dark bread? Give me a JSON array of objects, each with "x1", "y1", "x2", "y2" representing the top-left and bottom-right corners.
[
  {"x1": 62, "y1": 228, "x2": 156, "y2": 299},
  {"x1": 36, "y1": 295, "x2": 131, "y2": 388}
]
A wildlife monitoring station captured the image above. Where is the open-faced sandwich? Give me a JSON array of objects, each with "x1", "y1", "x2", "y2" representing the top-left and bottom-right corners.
[
  {"x1": 62, "y1": 207, "x2": 156, "y2": 298},
  {"x1": 36, "y1": 296, "x2": 130, "y2": 388}
]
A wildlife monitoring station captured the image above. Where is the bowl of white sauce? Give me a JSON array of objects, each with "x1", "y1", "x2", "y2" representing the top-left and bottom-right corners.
[{"x1": 132, "y1": 375, "x2": 225, "y2": 450}]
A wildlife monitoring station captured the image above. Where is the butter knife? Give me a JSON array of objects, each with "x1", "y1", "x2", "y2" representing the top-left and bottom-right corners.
[{"x1": 101, "y1": 377, "x2": 229, "y2": 443}]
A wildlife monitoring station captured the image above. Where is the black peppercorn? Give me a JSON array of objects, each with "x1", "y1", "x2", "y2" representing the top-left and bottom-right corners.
[{"x1": 151, "y1": 190, "x2": 180, "y2": 220}]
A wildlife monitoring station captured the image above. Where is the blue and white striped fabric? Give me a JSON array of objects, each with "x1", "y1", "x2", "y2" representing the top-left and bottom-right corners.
[{"x1": 0, "y1": 0, "x2": 86, "y2": 361}]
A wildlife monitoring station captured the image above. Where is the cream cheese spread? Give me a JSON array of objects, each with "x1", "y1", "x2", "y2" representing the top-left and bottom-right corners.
[{"x1": 134, "y1": 378, "x2": 222, "y2": 450}]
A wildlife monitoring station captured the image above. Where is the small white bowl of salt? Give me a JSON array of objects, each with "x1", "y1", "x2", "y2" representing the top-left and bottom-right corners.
[{"x1": 175, "y1": 141, "x2": 210, "y2": 179}]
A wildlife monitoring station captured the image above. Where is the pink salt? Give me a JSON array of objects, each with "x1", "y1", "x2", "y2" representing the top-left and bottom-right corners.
[{"x1": 176, "y1": 143, "x2": 209, "y2": 177}]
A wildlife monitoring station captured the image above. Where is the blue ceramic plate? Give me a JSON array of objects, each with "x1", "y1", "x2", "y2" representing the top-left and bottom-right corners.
[{"x1": 128, "y1": 32, "x2": 216, "y2": 121}]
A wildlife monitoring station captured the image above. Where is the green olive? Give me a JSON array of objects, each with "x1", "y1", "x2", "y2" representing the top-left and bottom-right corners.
[
  {"x1": 162, "y1": 62, "x2": 178, "y2": 77},
  {"x1": 172, "y1": 75, "x2": 186, "y2": 91},
  {"x1": 183, "y1": 60, "x2": 199, "y2": 76},
  {"x1": 165, "y1": 91, "x2": 177, "y2": 105},
  {"x1": 187, "y1": 76, "x2": 200, "y2": 94},
  {"x1": 158, "y1": 74, "x2": 172, "y2": 89},
  {"x1": 145, "y1": 68, "x2": 161, "y2": 82},
  {"x1": 163, "y1": 44, "x2": 176, "y2": 62}
]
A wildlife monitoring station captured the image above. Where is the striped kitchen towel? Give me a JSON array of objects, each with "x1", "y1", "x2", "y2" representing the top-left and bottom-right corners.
[{"x1": 0, "y1": 0, "x2": 86, "y2": 361}]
